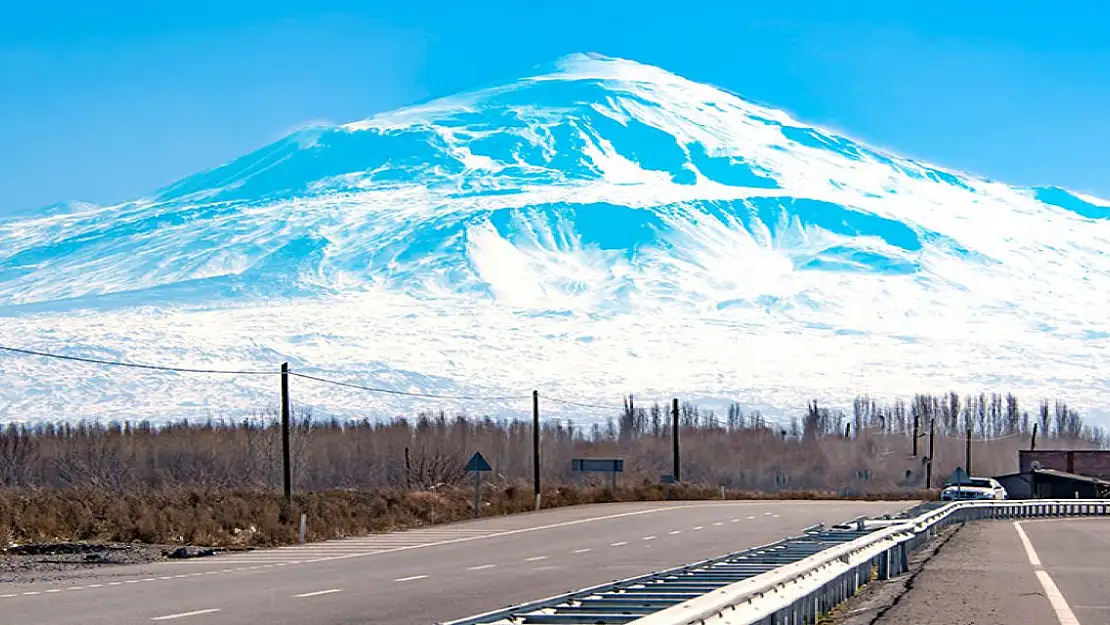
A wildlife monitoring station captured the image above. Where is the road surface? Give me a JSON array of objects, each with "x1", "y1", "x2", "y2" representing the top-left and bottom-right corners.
[
  {"x1": 1, "y1": 500, "x2": 910, "y2": 625},
  {"x1": 868, "y1": 517, "x2": 1110, "y2": 625}
]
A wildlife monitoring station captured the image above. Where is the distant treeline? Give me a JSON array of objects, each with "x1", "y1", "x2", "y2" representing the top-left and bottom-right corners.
[{"x1": 0, "y1": 392, "x2": 1102, "y2": 493}]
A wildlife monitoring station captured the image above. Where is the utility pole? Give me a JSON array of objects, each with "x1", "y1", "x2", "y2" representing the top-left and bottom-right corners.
[
  {"x1": 281, "y1": 362, "x2": 292, "y2": 505},
  {"x1": 965, "y1": 427, "x2": 972, "y2": 476},
  {"x1": 533, "y1": 390, "x2": 541, "y2": 511},
  {"x1": 912, "y1": 414, "x2": 919, "y2": 457},
  {"x1": 926, "y1": 418, "x2": 935, "y2": 488},
  {"x1": 672, "y1": 398, "x2": 681, "y2": 482},
  {"x1": 1031, "y1": 423, "x2": 1039, "y2": 451},
  {"x1": 845, "y1": 423, "x2": 851, "y2": 439}
]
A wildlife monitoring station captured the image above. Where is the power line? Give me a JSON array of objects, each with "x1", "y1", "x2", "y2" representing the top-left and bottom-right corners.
[
  {"x1": 0, "y1": 344, "x2": 278, "y2": 375},
  {"x1": 542, "y1": 395, "x2": 624, "y2": 410},
  {"x1": 287, "y1": 371, "x2": 530, "y2": 402}
]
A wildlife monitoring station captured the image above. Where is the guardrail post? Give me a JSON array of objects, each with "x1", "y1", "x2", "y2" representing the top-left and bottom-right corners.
[{"x1": 877, "y1": 548, "x2": 891, "y2": 580}]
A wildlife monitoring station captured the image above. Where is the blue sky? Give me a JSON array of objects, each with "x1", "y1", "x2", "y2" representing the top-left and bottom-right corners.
[{"x1": 2, "y1": 0, "x2": 1108, "y2": 214}]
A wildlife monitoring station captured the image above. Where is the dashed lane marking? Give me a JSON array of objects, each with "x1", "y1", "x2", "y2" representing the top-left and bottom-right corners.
[
  {"x1": 293, "y1": 589, "x2": 342, "y2": 598},
  {"x1": 150, "y1": 608, "x2": 221, "y2": 621},
  {"x1": 525, "y1": 556, "x2": 548, "y2": 562},
  {"x1": 610, "y1": 541, "x2": 628, "y2": 547},
  {"x1": 393, "y1": 575, "x2": 429, "y2": 582},
  {"x1": 572, "y1": 548, "x2": 591, "y2": 553},
  {"x1": 467, "y1": 564, "x2": 496, "y2": 570}
]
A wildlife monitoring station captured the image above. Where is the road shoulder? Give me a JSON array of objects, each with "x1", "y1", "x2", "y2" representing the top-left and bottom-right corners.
[{"x1": 831, "y1": 520, "x2": 1056, "y2": 625}]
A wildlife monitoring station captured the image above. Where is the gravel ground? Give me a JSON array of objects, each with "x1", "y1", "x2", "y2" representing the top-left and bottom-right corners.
[{"x1": 0, "y1": 543, "x2": 244, "y2": 584}]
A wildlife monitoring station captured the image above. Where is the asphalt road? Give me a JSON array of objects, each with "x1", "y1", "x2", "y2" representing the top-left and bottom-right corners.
[
  {"x1": 870, "y1": 517, "x2": 1110, "y2": 625},
  {"x1": 0, "y1": 500, "x2": 909, "y2": 625}
]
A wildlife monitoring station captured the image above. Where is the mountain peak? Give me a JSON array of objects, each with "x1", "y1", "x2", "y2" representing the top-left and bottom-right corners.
[{"x1": 3, "y1": 55, "x2": 1110, "y2": 423}]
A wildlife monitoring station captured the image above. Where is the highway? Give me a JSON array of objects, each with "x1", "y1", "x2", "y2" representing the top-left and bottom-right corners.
[
  {"x1": 0, "y1": 500, "x2": 910, "y2": 625},
  {"x1": 869, "y1": 517, "x2": 1110, "y2": 625}
]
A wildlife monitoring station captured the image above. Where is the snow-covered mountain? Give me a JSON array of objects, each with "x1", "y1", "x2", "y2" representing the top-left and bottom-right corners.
[{"x1": 3, "y1": 52, "x2": 1109, "y2": 424}]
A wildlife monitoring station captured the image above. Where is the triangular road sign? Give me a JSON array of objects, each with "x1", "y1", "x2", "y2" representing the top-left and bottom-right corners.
[
  {"x1": 947, "y1": 467, "x2": 970, "y2": 485},
  {"x1": 465, "y1": 452, "x2": 492, "y2": 472}
]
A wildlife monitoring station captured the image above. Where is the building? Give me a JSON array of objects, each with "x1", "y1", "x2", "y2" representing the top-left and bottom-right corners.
[
  {"x1": 1019, "y1": 450, "x2": 1110, "y2": 478},
  {"x1": 995, "y1": 468, "x2": 1110, "y2": 499}
]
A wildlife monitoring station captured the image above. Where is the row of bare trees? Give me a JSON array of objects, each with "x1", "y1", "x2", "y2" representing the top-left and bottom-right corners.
[{"x1": 1, "y1": 392, "x2": 1104, "y2": 494}]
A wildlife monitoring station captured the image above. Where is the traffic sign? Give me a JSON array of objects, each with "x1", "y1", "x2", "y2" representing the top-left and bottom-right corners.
[
  {"x1": 465, "y1": 452, "x2": 492, "y2": 472},
  {"x1": 947, "y1": 467, "x2": 970, "y2": 485}
]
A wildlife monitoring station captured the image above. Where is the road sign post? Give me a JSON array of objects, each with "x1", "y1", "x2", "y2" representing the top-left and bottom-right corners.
[{"x1": 466, "y1": 452, "x2": 492, "y2": 518}]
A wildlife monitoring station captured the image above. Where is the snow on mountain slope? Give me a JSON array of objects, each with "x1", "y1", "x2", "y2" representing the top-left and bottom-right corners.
[{"x1": 2, "y1": 53, "x2": 1110, "y2": 424}]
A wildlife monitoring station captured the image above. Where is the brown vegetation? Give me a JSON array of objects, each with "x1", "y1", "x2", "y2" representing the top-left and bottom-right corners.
[{"x1": 0, "y1": 391, "x2": 1102, "y2": 547}]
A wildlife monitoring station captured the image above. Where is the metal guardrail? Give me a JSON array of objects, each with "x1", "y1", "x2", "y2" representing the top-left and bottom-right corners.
[
  {"x1": 639, "y1": 499, "x2": 1110, "y2": 625},
  {"x1": 442, "y1": 500, "x2": 1110, "y2": 625},
  {"x1": 439, "y1": 525, "x2": 877, "y2": 625}
]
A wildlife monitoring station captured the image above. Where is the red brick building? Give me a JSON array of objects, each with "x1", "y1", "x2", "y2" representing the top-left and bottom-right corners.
[{"x1": 1019, "y1": 450, "x2": 1110, "y2": 479}]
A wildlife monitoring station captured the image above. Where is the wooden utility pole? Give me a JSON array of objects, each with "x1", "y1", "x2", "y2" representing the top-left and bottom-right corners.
[
  {"x1": 281, "y1": 362, "x2": 292, "y2": 504},
  {"x1": 1031, "y1": 423, "x2": 1039, "y2": 451},
  {"x1": 672, "y1": 398, "x2": 681, "y2": 482},
  {"x1": 912, "y1": 414, "x2": 919, "y2": 457},
  {"x1": 965, "y1": 427, "x2": 973, "y2": 476},
  {"x1": 533, "y1": 390, "x2": 541, "y2": 510},
  {"x1": 926, "y1": 418, "x2": 935, "y2": 488}
]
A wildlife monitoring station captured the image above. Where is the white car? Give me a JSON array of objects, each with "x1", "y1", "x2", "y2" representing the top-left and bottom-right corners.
[{"x1": 940, "y1": 477, "x2": 1008, "y2": 501}]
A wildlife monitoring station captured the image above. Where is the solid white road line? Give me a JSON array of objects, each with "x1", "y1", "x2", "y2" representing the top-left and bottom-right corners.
[
  {"x1": 1013, "y1": 522, "x2": 1080, "y2": 625},
  {"x1": 1014, "y1": 521, "x2": 1042, "y2": 567},
  {"x1": 150, "y1": 608, "x2": 222, "y2": 621},
  {"x1": 293, "y1": 589, "x2": 343, "y2": 598},
  {"x1": 393, "y1": 575, "x2": 429, "y2": 582}
]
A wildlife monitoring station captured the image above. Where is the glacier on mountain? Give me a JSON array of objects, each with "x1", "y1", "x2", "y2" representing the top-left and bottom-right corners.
[{"x1": 1, "y1": 52, "x2": 1109, "y2": 424}]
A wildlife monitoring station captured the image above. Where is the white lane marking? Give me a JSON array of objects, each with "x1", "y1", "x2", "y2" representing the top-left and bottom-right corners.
[
  {"x1": 467, "y1": 564, "x2": 496, "y2": 570},
  {"x1": 572, "y1": 548, "x2": 592, "y2": 553},
  {"x1": 763, "y1": 512, "x2": 773, "y2": 516},
  {"x1": 22, "y1": 591, "x2": 41, "y2": 596},
  {"x1": 730, "y1": 519, "x2": 739, "y2": 523},
  {"x1": 226, "y1": 503, "x2": 727, "y2": 567},
  {"x1": 1, "y1": 593, "x2": 17, "y2": 598},
  {"x1": 393, "y1": 575, "x2": 429, "y2": 582},
  {"x1": 747, "y1": 516, "x2": 756, "y2": 519},
  {"x1": 772, "y1": 514, "x2": 780, "y2": 518},
  {"x1": 45, "y1": 589, "x2": 63, "y2": 593},
  {"x1": 525, "y1": 556, "x2": 548, "y2": 562},
  {"x1": 713, "y1": 522, "x2": 723, "y2": 526},
  {"x1": 1014, "y1": 522, "x2": 1079, "y2": 625},
  {"x1": 87, "y1": 584, "x2": 103, "y2": 588},
  {"x1": 150, "y1": 608, "x2": 222, "y2": 621},
  {"x1": 693, "y1": 526, "x2": 704, "y2": 530},
  {"x1": 610, "y1": 541, "x2": 628, "y2": 547},
  {"x1": 1036, "y1": 571, "x2": 1081, "y2": 625},
  {"x1": 293, "y1": 589, "x2": 343, "y2": 598},
  {"x1": 669, "y1": 530, "x2": 682, "y2": 535},
  {"x1": 69, "y1": 586, "x2": 86, "y2": 590},
  {"x1": 1014, "y1": 521, "x2": 1042, "y2": 567},
  {"x1": 642, "y1": 536, "x2": 656, "y2": 541}
]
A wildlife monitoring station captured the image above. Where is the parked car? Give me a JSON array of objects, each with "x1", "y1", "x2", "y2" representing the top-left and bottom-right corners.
[{"x1": 940, "y1": 477, "x2": 1008, "y2": 501}]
